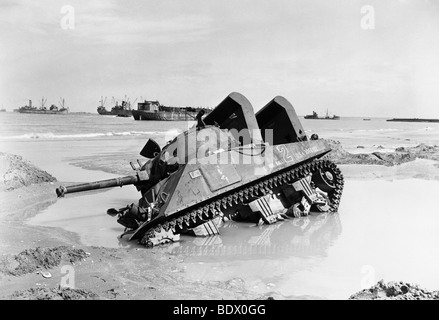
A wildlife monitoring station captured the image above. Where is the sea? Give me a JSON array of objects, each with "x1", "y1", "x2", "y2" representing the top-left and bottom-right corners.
[
  {"x1": 1, "y1": 112, "x2": 438, "y2": 150},
  {"x1": 1, "y1": 111, "x2": 439, "y2": 299}
]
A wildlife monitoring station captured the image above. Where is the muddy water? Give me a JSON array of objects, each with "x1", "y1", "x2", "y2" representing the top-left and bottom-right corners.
[
  {"x1": 27, "y1": 176, "x2": 439, "y2": 299},
  {"x1": 28, "y1": 185, "x2": 139, "y2": 248},
  {"x1": 172, "y1": 178, "x2": 439, "y2": 299}
]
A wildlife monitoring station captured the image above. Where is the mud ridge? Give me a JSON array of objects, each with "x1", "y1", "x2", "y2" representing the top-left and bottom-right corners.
[
  {"x1": 349, "y1": 280, "x2": 439, "y2": 300},
  {"x1": 0, "y1": 246, "x2": 88, "y2": 276},
  {"x1": 8, "y1": 287, "x2": 100, "y2": 300},
  {"x1": 0, "y1": 152, "x2": 56, "y2": 191},
  {"x1": 324, "y1": 140, "x2": 439, "y2": 166}
]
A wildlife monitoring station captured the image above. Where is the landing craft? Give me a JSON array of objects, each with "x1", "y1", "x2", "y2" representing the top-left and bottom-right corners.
[{"x1": 56, "y1": 92, "x2": 344, "y2": 247}]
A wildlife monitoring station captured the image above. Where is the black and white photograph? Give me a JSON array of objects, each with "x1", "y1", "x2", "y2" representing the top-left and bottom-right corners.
[{"x1": 1, "y1": 0, "x2": 439, "y2": 304}]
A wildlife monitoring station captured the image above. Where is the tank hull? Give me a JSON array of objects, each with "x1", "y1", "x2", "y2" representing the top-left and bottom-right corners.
[
  {"x1": 129, "y1": 138, "x2": 344, "y2": 245},
  {"x1": 56, "y1": 92, "x2": 345, "y2": 247}
]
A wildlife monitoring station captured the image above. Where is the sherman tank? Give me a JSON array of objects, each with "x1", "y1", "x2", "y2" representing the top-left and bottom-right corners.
[{"x1": 56, "y1": 92, "x2": 344, "y2": 247}]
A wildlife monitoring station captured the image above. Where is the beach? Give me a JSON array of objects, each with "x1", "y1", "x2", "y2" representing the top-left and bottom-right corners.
[{"x1": 1, "y1": 113, "x2": 439, "y2": 300}]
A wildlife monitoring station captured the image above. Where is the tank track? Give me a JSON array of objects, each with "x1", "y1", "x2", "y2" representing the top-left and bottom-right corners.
[{"x1": 139, "y1": 158, "x2": 344, "y2": 247}]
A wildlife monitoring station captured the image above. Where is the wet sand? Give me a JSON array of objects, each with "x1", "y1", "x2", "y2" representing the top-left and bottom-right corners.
[{"x1": 1, "y1": 142, "x2": 439, "y2": 300}]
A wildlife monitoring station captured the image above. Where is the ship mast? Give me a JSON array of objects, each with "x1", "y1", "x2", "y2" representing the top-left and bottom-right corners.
[
  {"x1": 99, "y1": 96, "x2": 107, "y2": 108},
  {"x1": 40, "y1": 97, "x2": 47, "y2": 109}
]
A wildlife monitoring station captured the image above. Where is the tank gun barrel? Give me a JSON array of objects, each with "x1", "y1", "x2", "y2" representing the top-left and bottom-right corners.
[{"x1": 56, "y1": 173, "x2": 147, "y2": 197}]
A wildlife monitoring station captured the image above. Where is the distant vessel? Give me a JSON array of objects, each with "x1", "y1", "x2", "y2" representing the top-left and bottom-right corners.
[
  {"x1": 96, "y1": 96, "x2": 111, "y2": 115},
  {"x1": 15, "y1": 98, "x2": 69, "y2": 114},
  {"x1": 132, "y1": 100, "x2": 211, "y2": 121},
  {"x1": 304, "y1": 110, "x2": 340, "y2": 120},
  {"x1": 387, "y1": 118, "x2": 439, "y2": 123},
  {"x1": 363, "y1": 118, "x2": 371, "y2": 121},
  {"x1": 97, "y1": 96, "x2": 135, "y2": 117},
  {"x1": 0, "y1": 108, "x2": 6, "y2": 112}
]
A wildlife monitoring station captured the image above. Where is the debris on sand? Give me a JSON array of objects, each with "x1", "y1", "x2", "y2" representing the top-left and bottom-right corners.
[
  {"x1": 324, "y1": 140, "x2": 439, "y2": 166},
  {"x1": 37, "y1": 271, "x2": 52, "y2": 278},
  {"x1": 394, "y1": 143, "x2": 439, "y2": 161},
  {"x1": 0, "y1": 152, "x2": 56, "y2": 191},
  {"x1": 0, "y1": 246, "x2": 88, "y2": 276},
  {"x1": 9, "y1": 287, "x2": 100, "y2": 300},
  {"x1": 349, "y1": 280, "x2": 439, "y2": 300}
]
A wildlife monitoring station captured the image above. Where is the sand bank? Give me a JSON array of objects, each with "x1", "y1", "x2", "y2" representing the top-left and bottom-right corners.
[
  {"x1": 350, "y1": 280, "x2": 439, "y2": 300},
  {"x1": 0, "y1": 152, "x2": 56, "y2": 192},
  {"x1": 325, "y1": 139, "x2": 439, "y2": 167}
]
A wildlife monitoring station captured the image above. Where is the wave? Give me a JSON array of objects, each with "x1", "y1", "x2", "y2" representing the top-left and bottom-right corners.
[
  {"x1": 354, "y1": 128, "x2": 400, "y2": 133},
  {"x1": 2, "y1": 130, "x2": 163, "y2": 140}
]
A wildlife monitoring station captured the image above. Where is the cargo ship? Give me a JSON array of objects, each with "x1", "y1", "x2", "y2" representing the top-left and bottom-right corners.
[
  {"x1": 304, "y1": 110, "x2": 340, "y2": 120},
  {"x1": 15, "y1": 99, "x2": 69, "y2": 114},
  {"x1": 97, "y1": 96, "x2": 135, "y2": 117},
  {"x1": 132, "y1": 100, "x2": 211, "y2": 121}
]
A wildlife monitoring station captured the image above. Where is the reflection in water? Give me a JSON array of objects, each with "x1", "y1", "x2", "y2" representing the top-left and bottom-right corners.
[
  {"x1": 5, "y1": 197, "x2": 57, "y2": 222},
  {"x1": 156, "y1": 212, "x2": 342, "y2": 261},
  {"x1": 151, "y1": 212, "x2": 343, "y2": 298},
  {"x1": 27, "y1": 185, "x2": 140, "y2": 248}
]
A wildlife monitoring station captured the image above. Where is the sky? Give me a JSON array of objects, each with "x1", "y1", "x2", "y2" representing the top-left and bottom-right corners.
[{"x1": 1, "y1": 0, "x2": 439, "y2": 117}]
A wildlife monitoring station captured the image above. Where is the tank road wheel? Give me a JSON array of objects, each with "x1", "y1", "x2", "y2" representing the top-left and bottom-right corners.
[
  {"x1": 139, "y1": 227, "x2": 180, "y2": 247},
  {"x1": 312, "y1": 160, "x2": 344, "y2": 213},
  {"x1": 288, "y1": 203, "x2": 302, "y2": 218},
  {"x1": 286, "y1": 197, "x2": 311, "y2": 218}
]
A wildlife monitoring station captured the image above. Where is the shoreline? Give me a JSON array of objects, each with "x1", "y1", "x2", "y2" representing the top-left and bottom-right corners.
[{"x1": 1, "y1": 141, "x2": 439, "y2": 300}]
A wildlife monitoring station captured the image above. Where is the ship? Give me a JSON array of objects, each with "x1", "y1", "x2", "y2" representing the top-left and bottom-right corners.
[
  {"x1": 386, "y1": 118, "x2": 439, "y2": 123},
  {"x1": 97, "y1": 96, "x2": 136, "y2": 117},
  {"x1": 304, "y1": 109, "x2": 340, "y2": 120},
  {"x1": 132, "y1": 99, "x2": 211, "y2": 121},
  {"x1": 96, "y1": 96, "x2": 112, "y2": 115},
  {"x1": 15, "y1": 98, "x2": 69, "y2": 114}
]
